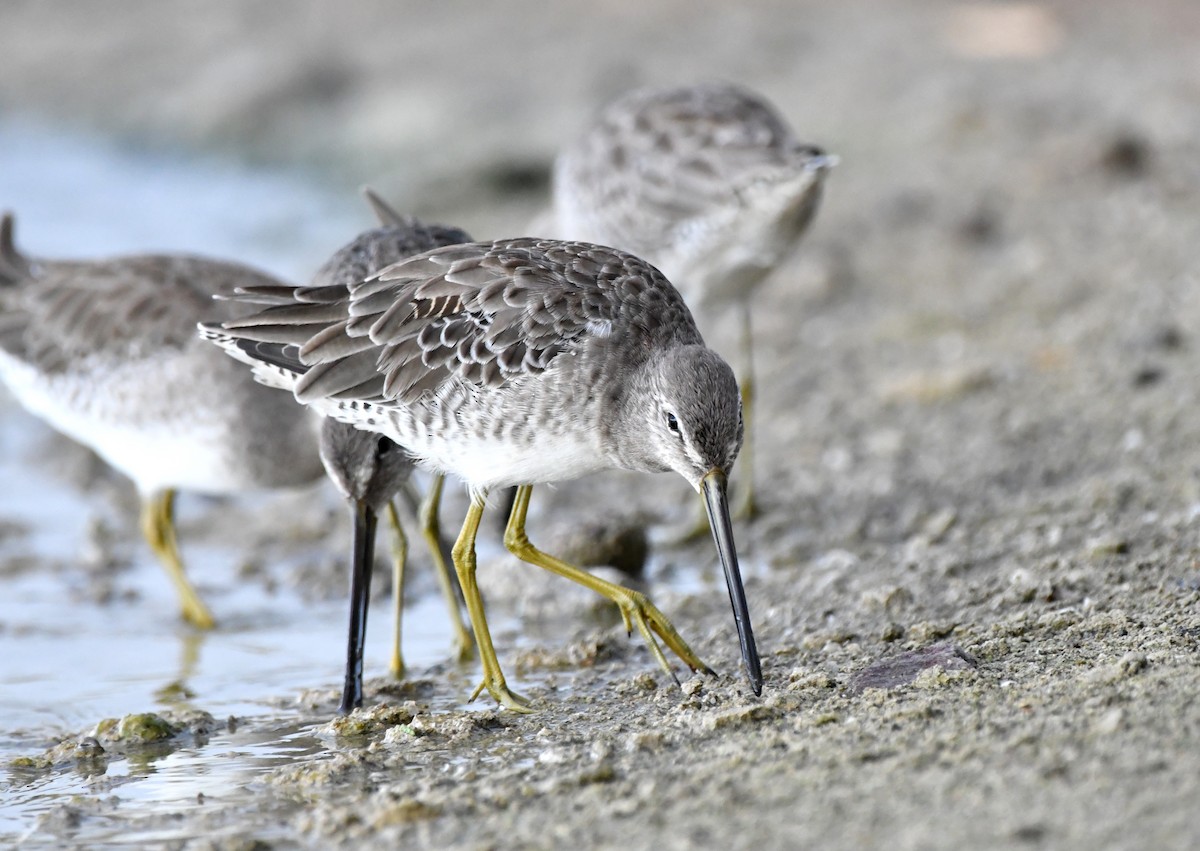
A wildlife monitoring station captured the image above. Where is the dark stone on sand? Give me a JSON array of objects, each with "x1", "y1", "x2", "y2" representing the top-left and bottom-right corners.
[
  {"x1": 1132, "y1": 365, "x2": 1164, "y2": 387},
  {"x1": 848, "y1": 643, "x2": 979, "y2": 694},
  {"x1": 549, "y1": 515, "x2": 650, "y2": 578},
  {"x1": 1100, "y1": 132, "x2": 1152, "y2": 177}
]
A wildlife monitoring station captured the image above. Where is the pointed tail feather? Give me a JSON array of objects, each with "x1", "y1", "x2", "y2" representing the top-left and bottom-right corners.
[
  {"x1": 198, "y1": 322, "x2": 309, "y2": 392},
  {"x1": 361, "y1": 186, "x2": 417, "y2": 229},
  {"x1": 0, "y1": 212, "x2": 34, "y2": 287}
]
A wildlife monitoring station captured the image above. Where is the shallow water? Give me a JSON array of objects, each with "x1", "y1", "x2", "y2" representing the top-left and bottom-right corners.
[
  {"x1": 0, "y1": 398, "x2": 485, "y2": 846},
  {"x1": 0, "y1": 120, "x2": 468, "y2": 844},
  {"x1": 0, "y1": 116, "x2": 363, "y2": 280}
]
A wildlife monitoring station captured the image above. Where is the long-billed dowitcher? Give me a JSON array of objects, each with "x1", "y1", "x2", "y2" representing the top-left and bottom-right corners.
[
  {"x1": 540, "y1": 82, "x2": 836, "y2": 517},
  {"x1": 201, "y1": 238, "x2": 762, "y2": 710},
  {"x1": 278, "y1": 198, "x2": 475, "y2": 712},
  {"x1": 0, "y1": 212, "x2": 325, "y2": 628}
]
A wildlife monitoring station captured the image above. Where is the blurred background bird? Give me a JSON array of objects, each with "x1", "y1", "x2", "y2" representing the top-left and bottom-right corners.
[{"x1": 534, "y1": 82, "x2": 836, "y2": 519}]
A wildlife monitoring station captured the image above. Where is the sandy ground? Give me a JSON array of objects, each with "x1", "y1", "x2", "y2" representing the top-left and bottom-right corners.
[{"x1": 3, "y1": 0, "x2": 1200, "y2": 848}]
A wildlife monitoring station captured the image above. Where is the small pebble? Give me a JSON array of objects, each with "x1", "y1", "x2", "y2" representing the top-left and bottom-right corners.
[{"x1": 848, "y1": 643, "x2": 978, "y2": 694}]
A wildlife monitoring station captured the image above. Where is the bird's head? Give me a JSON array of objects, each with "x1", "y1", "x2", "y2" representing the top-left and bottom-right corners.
[{"x1": 319, "y1": 419, "x2": 412, "y2": 512}]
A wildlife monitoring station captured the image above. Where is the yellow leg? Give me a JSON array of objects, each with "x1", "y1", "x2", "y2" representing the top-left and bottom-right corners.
[
  {"x1": 504, "y1": 485, "x2": 713, "y2": 684},
  {"x1": 384, "y1": 500, "x2": 409, "y2": 679},
  {"x1": 420, "y1": 474, "x2": 475, "y2": 662},
  {"x1": 140, "y1": 489, "x2": 215, "y2": 629},
  {"x1": 733, "y1": 300, "x2": 757, "y2": 522},
  {"x1": 452, "y1": 493, "x2": 531, "y2": 712}
]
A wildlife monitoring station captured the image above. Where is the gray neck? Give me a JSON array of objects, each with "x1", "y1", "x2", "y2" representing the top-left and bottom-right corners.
[{"x1": 597, "y1": 352, "x2": 651, "y2": 474}]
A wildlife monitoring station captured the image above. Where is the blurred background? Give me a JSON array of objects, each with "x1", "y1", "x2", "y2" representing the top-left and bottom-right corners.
[
  {"x1": 8, "y1": 0, "x2": 1191, "y2": 263},
  {"x1": 2, "y1": 0, "x2": 1200, "y2": 845}
]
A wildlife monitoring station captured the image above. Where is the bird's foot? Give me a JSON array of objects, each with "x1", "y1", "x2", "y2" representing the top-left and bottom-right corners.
[
  {"x1": 469, "y1": 675, "x2": 533, "y2": 713},
  {"x1": 389, "y1": 653, "x2": 406, "y2": 681},
  {"x1": 611, "y1": 588, "x2": 714, "y2": 685}
]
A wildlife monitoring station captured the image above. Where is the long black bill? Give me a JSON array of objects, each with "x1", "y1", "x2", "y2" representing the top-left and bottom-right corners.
[
  {"x1": 339, "y1": 501, "x2": 378, "y2": 715},
  {"x1": 702, "y1": 470, "x2": 763, "y2": 695}
]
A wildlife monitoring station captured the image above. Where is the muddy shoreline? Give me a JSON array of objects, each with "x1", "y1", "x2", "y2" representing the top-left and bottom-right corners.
[{"x1": 3, "y1": 1, "x2": 1200, "y2": 848}]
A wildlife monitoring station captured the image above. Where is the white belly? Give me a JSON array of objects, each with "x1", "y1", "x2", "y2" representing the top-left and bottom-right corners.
[
  {"x1": 417, "y1": 427, "x2": 609, "y2": 493},
  {"x1": 314, "y1": 386, "x2": 612, "y2": 495},
  {"x1": 0, "y1": 350, "x2": 315, "y2": 496}
]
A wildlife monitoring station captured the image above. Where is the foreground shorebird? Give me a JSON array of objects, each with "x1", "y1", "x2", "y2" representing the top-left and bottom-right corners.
[
  {"x1": 541, "y1": 82, "x2": 836, "y2": 516},
  {"x1": 0, "y1": 212, "x2": 325, "y2": 628},
  {"x1": 202, "y1": 238, "x2": 762, "y2": 710},
  {"x1": 286, "y1": 200, "x2": 474, "y2": 711}
]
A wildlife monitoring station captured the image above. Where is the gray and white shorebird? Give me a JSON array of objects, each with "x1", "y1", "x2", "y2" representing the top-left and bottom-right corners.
[
  {"x1": 539, "y1": 82, "x2": 836, "y2": 516},
  {"x1": 201, "y1": 238, "x2": 762, "y2": 710},
  {"x1": 271, "y1": 198, "x2": 475, "y2": 712},
  {"x1": 0, "y1": 212, "x2": 325, "y2": 629}
]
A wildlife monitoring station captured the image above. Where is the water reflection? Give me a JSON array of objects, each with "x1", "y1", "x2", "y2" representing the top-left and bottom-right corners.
[{"x1": 151, "y1": 631, "x2": 205, "y2": 706}]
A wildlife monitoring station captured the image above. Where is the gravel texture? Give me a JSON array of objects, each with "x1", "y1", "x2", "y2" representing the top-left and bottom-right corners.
[{"x1": 2, "y1": 1, "x2": 1200, "y2": 848}]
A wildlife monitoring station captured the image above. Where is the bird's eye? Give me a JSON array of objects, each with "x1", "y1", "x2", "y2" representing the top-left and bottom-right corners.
[
  {"x1": 665, "y1": 412, "x2": 681, "y2": 434},
  {"x1": 375, "y1": 436, "x2": 394, "y2": 457}
]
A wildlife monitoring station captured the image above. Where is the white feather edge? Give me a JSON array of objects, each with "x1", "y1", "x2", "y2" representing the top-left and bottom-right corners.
[{"x1": 196, "y1": 324, "x2": 301, "y2": 395}]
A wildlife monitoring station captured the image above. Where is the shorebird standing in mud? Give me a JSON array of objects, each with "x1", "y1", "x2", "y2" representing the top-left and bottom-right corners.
[
  {"x1": 0, "y1": 212, "x2": 325, "y2": 630},
  {"x1": 203, "y1": 238, "x2": 762, "y2": 710}
]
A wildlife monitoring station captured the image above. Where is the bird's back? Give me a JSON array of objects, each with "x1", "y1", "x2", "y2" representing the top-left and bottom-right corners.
[
  {"x1": 0, "y1": 213, "x2": 323, "y2": 494},
  {"x1": 310, "y1": 223, "x2": 474, "y2": 290},
  {"x1": 549, "y1": 83, "x2": 832, "y2": 307},
  {"x1": 553, "y1": 84, "x2": 803, "y2": 256},
  {"x1": 0, "y1": 246, "x2": 279, "y2": 376}
]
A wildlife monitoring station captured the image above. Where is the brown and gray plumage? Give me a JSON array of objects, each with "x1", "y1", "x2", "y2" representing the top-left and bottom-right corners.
[
  {"x1": 539, "y1": 83, "x2": 836, "y2": 516},
  {"x1": 201, "y1": 238, "x2": 762, "y2": 710},
  {"x1": 0, "y1": 212, "x2": 324, "y2": 628},
  {"x1": 546, "y1": 82, "x2": 835, "y2": 307}
]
